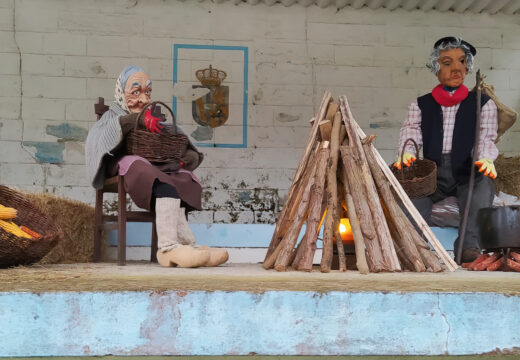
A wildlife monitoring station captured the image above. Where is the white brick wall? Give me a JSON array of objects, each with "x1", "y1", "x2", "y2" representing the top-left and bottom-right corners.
[{"x1": 0, "y1": 0, "x2": 519, "y2": 224}]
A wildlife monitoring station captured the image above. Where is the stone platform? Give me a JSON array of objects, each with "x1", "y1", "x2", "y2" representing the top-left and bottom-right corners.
[{"x1": 0, "y1": 263, "x2": 519, "y2": 357}]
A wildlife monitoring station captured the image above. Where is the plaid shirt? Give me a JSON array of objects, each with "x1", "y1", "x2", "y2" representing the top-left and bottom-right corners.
[{"x1": 398, "y1": 98, "x2": 498, "y2": 161}]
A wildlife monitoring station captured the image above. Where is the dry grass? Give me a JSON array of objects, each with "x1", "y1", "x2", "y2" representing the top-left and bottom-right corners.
[
  {"x1": 24, "y1": 192, "x2": 101, "y2": 264},
  {"x1": 495, "y1": 154, "x2": 520, "y2": 198}
]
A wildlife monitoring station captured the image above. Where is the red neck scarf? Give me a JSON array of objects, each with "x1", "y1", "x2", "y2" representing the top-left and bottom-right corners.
[{"x1": 431, "y1": 84, "x2": 469, "y2": 107}]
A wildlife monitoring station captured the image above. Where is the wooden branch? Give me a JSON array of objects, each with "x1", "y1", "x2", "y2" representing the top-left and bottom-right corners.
[
  {"x1": 264, "y1": 91, "x2": 332, "y2": 262},
  {"x1": 340, "y1": 94, "x2": 457, "y2": 271},
  {"x1": 335, "y1": 230, "x2": 347, "y2": 272},
  {"x1": 411, "y1": 234, "x2": 444, "y2": 272},
  {"x1": 321, "y1": 111, "x2": 342, "y2": 272},
  {"x1": 341, "y1": 172, "x2": 369, "y2": 274},
  {"x1": 339, "y1": 162, "x2": 369, "y2": 274},
  {"x1": 363, "y1": 140, "x2": 426, "y2": 272},
  {"x1": 384, "y1": 210, "x2": 416, "y2": 271},
  {"x1": 339, "y1": 97, "x2": 401, "y2": 272},
  {"x1": 294, "y1": 92, "x2": 332, "y2": 186},
  {"x1": 340, "y1": 147, "x2": 385, "y2": 272},
  {"x1": 362, "y1": 135, "x2": 443, "y2": 272},
  {"x1": 264, "y1": 146, "x2": 319, "y2": 270},
  {"x1": 340, "y1": 147, "x2": 383, "y2": 271},
  {"x1": 335, "y1": 173, "x2": 348, "y2": 272},
  {"x1": 319, "y1": 120, "x2": 332, "y2": 142},
  {"x1": 292, "y1": 145, "x2": 330, "y2": 272},
  {"x1": 325, "y1": 102, "x2": 339, "y2": 121}
]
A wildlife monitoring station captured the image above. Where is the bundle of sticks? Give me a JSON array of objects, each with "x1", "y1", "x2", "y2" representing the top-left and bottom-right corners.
[{"x1": 263, "y1": 92, "x2": 458, "y2": 273}]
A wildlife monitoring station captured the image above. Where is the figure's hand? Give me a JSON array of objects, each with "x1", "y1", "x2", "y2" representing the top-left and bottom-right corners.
[
  {"x1": 475, "y1": 158, "x2": 497, "y2": 179},
  {"x1": 393, "y1": 152, "x2": 416, "y2": 170},
  {"x1": 144, "y1": 108, "x2": 163, "y2": 134}
]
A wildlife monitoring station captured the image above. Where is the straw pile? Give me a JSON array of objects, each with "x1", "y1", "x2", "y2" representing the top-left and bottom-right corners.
[
  {"x1": 24, "y1": 192, "x2": 99, "y2": 264},
  {"x1": 495, "y1": 154, "x2": 520, "y2": 198}
]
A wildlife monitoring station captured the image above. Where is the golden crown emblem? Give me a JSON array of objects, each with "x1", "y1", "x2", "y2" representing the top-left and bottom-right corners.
[{"x1": 195, "y1": 65, "x2": 227, "y2": 86}]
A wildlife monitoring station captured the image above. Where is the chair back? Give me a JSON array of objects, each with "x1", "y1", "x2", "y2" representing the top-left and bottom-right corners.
[{"x1": 95, "y1": 97, "x2": 109, "y2": 120}]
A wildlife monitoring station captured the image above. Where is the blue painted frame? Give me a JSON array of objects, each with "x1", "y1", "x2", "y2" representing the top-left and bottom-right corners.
[{"x1": 173, "y1": 44, "x2": 249, "y2": 148}]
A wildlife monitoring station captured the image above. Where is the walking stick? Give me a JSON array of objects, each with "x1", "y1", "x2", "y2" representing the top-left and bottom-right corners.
[{"x1": 456, "y1": 70, "x2": 482, "y2": 265}]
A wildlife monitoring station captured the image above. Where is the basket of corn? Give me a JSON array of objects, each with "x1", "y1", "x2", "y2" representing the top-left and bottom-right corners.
[{"x1": 0, "y1": 185, "x2": 62, "y2": 267}]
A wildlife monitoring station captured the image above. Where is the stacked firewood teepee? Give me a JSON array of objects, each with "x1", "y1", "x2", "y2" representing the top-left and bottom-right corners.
[{"x1": 263, "y1": 92, "x2": 458, "y2": 273}]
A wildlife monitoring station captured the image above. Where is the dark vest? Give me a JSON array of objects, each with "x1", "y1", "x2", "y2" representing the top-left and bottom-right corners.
[{"x1": 417, "y1": 91, "x2": 490, "y2": 184}]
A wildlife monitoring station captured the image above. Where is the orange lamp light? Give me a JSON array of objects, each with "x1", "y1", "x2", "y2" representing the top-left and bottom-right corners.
[{"x1": 338, "y1": 218, "x2": 354, "y2": 244}]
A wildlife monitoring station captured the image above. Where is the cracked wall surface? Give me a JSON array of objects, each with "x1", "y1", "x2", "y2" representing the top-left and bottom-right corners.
[
  {"x1": 0, "y1": 0, "x2": 519, "y2": 224},
  {"x1": 0, "y1": 290, "x2": 519, "y2": 356}
]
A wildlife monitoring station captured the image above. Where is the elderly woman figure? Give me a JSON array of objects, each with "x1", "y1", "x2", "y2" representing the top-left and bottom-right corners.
[
  {"x1": 86, "y1": 66, "x2": 228, "y2": 267},
  {"x1": 394, "y1": 37, "x2": 498, "y2": 264}
]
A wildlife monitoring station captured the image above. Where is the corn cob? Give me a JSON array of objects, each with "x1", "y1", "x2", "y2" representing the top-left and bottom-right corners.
[
  {"x1": 0, "y1": 204, "x2": 17, "y2": 220},
  {"x1": 20, "y1": 225, "x2": 43, "y2": 240},
  {"x1": 0, "y1": 220, "x2": 32, "y2": 239}
]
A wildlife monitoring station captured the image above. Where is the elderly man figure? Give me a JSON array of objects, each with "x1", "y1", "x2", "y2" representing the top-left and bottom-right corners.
[
  {"x1": 85, "y1": 66, "x2": 228, "y2": 268},
  {"x1": 394, "y1": 37, "x2": 498, "y2": 263}
]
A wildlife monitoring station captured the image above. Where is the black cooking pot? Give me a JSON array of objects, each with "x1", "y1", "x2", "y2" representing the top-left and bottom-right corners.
[{"x1": 478, "y1": 206, "x2": 520, "y2": 249}]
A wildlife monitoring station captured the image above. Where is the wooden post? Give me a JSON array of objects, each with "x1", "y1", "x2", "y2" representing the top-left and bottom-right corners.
[
  {"x1": 339, "y1": 97, "x2": 401, "y2": 271},
  {"x1": 263, "y1": 145, "x2": 319, "y2": 270},
  {"x1": 384, "y1": 212, "x2": 417, "y2": 271},
  {"x1": 264, "y1": 92, "x2": 332, "y2": 262},
  {"x1": 335, "y1": 174, "x2": 348, "y2": 272},
  {"x1": 412, "y1": 233, "x2": 444, "y2": 272},
  {"x1": 335, "y1": 230, "x2": 347, "y2": 272},
  {"x1": 341, "y1": 146, "x2": 386, "y2": 272},
  {"x1": 265, "y1": 156, "x2": 320, "y2": 271},
  {"x1": 321, "y1": 111, "x2": 342, "y2": 272},
  {"x1": 291, "y1": 144, "x2": 330, "y2": 272},
  {"x1": 342, "y1": 95, "x2": 457, "y2": 271},
  {"x1": 339, "y1": 163, "x2": 370, "y2": 274},
  {"x1": 363, "y1": 139, "x2": 426, "y2": 272},
  {"x1": 319, "y1": 120, "x2": 332, "y2": 142}
]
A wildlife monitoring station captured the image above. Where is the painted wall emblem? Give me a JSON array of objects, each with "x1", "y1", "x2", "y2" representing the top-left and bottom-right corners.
[
  {"x1": 192, "y1": 65, "x2": 229, "y2": 128},
  {"x1": 173, "y1": 44, "x2": 248, "y2": 148}
]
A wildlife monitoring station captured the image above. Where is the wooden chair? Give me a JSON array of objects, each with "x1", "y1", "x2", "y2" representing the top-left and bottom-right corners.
[{"x1": 93, "y1": 97, "x2": 158, "y2": 265}]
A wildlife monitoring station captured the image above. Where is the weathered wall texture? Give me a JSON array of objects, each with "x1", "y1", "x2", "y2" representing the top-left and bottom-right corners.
[{"x1": 0, "y1": 0, "x2": 519, "y2": 223}]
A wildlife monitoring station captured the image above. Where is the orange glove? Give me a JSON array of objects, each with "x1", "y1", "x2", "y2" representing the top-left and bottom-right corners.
[
  {"x1": 475, "y1": 158, "x2": 497, "y2": 179},
  {"x1": 393, "y1": 152, "x2": 416, "y2": 170}
]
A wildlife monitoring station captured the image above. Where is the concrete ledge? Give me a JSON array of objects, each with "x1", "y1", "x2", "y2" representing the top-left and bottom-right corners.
[
  {"x1": 0, "y1": 289, "x2": 518, "y2": 356},
  {"x1": 1, "y1": 263, "x2": 519, "y2": 356}
]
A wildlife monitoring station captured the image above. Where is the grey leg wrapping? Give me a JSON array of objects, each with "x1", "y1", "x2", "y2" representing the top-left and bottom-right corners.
[
  {"x1": 455, "y1": 175, "x2": 495, "y2": 253},
  {"x1": 411, "y1": 197, "x2": 434, "y2": 226}
]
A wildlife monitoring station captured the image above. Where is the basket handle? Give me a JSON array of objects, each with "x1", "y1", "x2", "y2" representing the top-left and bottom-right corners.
[
  {"x1": 135, "y1": 101, "x2": 178, "y2": 134},
  {"x1": 398, "y1": 138, "x2": 419, "y2": 179}
]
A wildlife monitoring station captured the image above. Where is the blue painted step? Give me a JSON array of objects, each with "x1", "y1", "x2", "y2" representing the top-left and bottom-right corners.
[{"x1": 108, "y1": 223, "x2": 459, "y2": 250}]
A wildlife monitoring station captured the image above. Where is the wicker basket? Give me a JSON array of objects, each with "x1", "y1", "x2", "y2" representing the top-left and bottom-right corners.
[
  {"x1": 126, "y1": 101, "x2": 189, "y2": 163},
  {"x1": 0, "y1": 185, "x2": 62, "y2": 268},
  {"x1": 391, "y1": 138, "x2": 437, "y2": 199}
]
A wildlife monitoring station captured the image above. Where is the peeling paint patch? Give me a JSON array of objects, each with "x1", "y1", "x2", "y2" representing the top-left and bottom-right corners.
[
  {"x1": 201, "y1": 188, "x2": 280, "y2": 223},
  {"x1": 482, "y1": 346, "x2": 520, "y2": 355},
  {"x1": 191, "y1": 125, "x2": 213, "y2": 141},
  {"x1": 23, "y1": 141, "x2": 64, "y2": 164},
  {"x1": 253, "y1": 89, "x2": 263, "y2": 102},
  {"x1": 276, "y1": 112, "x2": 300, "y2": 123},
  {"x1": 229, "y1": 188, "x2": 278, "y2": 212},
  {"x1": 238, "y1": 191, "x2": 251, "y2": 203},
  {"x1": 46, "y1": 123, "x2": 88, "y2": 142},
  {"x1": 90, "y1": 62, "x2": 106, "y2": 75},
  {"x1": 369, "y1": 123, "x2": 380, "y2": 128}
]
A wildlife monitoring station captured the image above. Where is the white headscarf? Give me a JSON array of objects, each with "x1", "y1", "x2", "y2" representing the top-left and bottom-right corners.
[{"x1": 114, "y1": 65, "x2": 147, "y2": 113}]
